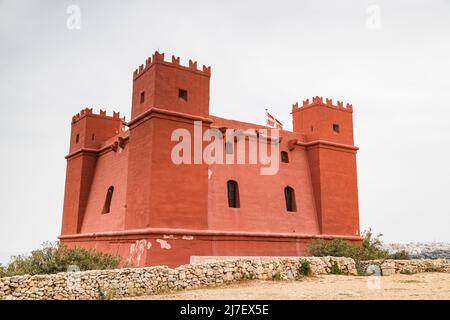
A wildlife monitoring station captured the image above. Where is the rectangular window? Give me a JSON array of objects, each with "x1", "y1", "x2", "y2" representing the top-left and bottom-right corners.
[
  {"x1": 284, "y1": 186, "x2": 296, "y2": 212},
  {"x1": 140, "y1": 91, "x2": 145, "y2": 104},
  {"x1": 227, "y1": 180, "x2": 239, "y2": 208},
  {"x1": 102, "y1": 186, "x2": 114, "y2": 214},
  {"x1": 179, "y1": 89, "x2": 188, "y2": 102},
  {"x1": 281, "y1": 151, "x2": 289, "y2": 163},
  {"x1": 333, "y1": 123, "x2": 340, "y2": 134}
]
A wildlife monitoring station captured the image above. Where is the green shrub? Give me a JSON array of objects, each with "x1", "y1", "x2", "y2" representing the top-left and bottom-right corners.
[
  {"x1": 329, "y1": 261, "x2": 342, "y2": 275},
  {"x1": 389, "y1": 250, "x2": 410, "y2": 260},
  {"x1": 0, "y1": 264, "x2": 5, "y2": 278},
  {"x1": 298, "y1": 260, "x2": 312, "y2": 277},
  {"x1": 1, "y1": 242, "x2": 121, "y2": 277},
  {"x1": 309, "y1": 238, "x2": 355, "y2": 258},
  {"x1": 308, "y1": 229, "x2": 409, "y2": 274}
]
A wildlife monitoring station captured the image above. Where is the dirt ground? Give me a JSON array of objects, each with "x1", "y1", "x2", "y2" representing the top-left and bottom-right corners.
[{"x1": 130, "y1": 273, "x2": 450, "y2": 300}]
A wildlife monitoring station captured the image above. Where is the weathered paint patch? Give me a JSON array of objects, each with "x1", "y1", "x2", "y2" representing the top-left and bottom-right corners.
[
  {"x1": 163, "y1": 235, "x2": 177, "y2": 239},
  {"x1": 128, "y1": 240, "x2": 149, "y2": 266},
  {"x1": 156, "y1": 239, "x2": 172, "y2": 249},
  {"x1": 182, "y1": 235, "x2": 194, "y2": 240}
]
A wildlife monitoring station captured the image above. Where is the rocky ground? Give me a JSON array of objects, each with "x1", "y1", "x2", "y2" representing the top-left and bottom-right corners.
[
  {"x1": 130, "y1": 273, "x2": 450, "y2": 300},
  {"x1": 383, "y1": 242, "x2": 450, "y2": 259}
]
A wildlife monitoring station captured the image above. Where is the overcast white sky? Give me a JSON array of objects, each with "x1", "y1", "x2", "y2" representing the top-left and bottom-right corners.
[{"x1": 1, "y1": 0, "x2": 449, "y2": 262}]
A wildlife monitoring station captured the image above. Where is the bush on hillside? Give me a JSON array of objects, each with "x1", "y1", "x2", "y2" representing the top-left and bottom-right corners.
[
  {"x1": 309, "y1": 229, "x2": 409, "y2": 273},
  {"x1": 0, "y1": 264, "x2": 5, "y2": 278},
  {"x1": 0, "y1": 242, "x2": 122, "y2": 277}
]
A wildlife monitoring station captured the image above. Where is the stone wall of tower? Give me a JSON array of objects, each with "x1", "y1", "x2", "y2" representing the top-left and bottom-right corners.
[
  {"x1": 292, "y1": 97, "x2": 360, "y2": 236},
  {"x1": 61, "y1": 109, "x2": 124, "y2": 235},
  {"x1": 131, "y1": 51, "x2": 210, "y2": 120},
  {"x1": 125, "y1": 54, "x2": 212, "y2": 231}
]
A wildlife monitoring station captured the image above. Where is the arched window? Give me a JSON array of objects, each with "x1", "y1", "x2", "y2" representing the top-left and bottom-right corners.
[
  {"x1": 102, "y1": 186, "x2": 114, "y2": 214},
  {"x1": 284, "y1": 186, "x2": 296, "y2": 212},
  {"x1": 281, "y1": 151, "x2": 289, "y2": 163},
  {"x1": 227, "y1": 180, "x2": 240, "y2": 208}
]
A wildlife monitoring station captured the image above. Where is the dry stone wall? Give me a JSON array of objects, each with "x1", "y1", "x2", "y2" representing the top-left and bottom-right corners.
[
  {"x1": 1, "y1": 257, "x2": 448, "y2": 300},
  {"x1": 361, "y1": 259, "x2": 450, "y2": 275},
  {"x1": 0, "y1": 257, "x2": 355, "y2": 300}
]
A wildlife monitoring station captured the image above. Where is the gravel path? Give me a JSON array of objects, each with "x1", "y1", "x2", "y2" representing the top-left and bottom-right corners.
[{"x1": 128, "y1": 273, "x2": 450, "y2": 300}]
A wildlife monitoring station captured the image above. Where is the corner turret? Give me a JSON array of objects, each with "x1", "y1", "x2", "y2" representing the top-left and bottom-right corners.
[
  {"x1": 131, "y1": 51, "x2": 211, "y2": 120},
  {"x1": 292, "y1": 96, "x2": 354, "y2": 145},
  {"x1": 69, "y1": 108, "x2": 125, "y2": 153}
]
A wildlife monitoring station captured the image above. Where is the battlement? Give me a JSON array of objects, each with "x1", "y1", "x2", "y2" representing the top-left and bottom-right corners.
[
  {"x1": 72, "y1": 108, "x2": 125, "y2": 124},
  {"x1": 292, "y1": 96, "x2": 353, "y2": 113},
  {"x1": 132, "y1": 51, "x2": 211, "y2": 80}
]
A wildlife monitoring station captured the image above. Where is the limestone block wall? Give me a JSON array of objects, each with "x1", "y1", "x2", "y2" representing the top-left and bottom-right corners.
[
  {"x1": 361, "y1": 259, "x2": 450, "y2": 275},
  {"x1": 1, "y1": 257, "x2": 448, "y2": 300},
  {"x1": 0, "y1": 257, "x2": 356, "y2": 300}
]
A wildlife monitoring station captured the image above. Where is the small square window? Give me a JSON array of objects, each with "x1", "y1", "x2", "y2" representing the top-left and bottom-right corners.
[
  {"x1": 333, "y1": 123, "x2": 340, "y2": 134},
  {"x1": 179, "y1": 89, "x2": 188, "y2": 102},
  {"x1": 140, "y1": 91, "x2": 145, "y2": 104},
  {"x1": 281, "y1": 151, "x2": 289, "y2": 163}
]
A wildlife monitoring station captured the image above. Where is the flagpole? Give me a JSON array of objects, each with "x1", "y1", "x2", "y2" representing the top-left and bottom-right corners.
[{"x1": 265, "y1": 108, "x2": 267, "y2": 127}]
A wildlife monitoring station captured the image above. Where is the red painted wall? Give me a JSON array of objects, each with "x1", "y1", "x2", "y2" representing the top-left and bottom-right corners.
[
  {"x1": 208, "y1": 117, "x2": 320, "y2": 235},
  {"x1": 79, "y1": 144, "x2": 129, "y2": 233},
  {"x1": 125, "y1": 111, "x2": 211, "y2": 230}
]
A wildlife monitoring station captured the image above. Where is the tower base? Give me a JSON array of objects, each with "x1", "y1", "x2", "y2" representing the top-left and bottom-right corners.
[{"x1": 59, "y1": 228, "x2": 363, "y2": 268}]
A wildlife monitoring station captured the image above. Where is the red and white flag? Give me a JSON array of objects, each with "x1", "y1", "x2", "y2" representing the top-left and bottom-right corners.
[{"x1": 266, "y1": 110, "x2": 283, "y2": 129}]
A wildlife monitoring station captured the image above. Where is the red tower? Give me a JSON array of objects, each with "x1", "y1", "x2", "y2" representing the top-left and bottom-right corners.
[
  {"x1": 60, "y1": 51, "x2": 362, "y2": 267},
  {"x1": 61, "y1": 109, "x2": 124, "y2": 234},
  {"x1": 125, "y1": 52, "x2": 212, "y2": 232},
  {"x1": 131, "y1": 51, "x2": 210, "y2": 120},
  {"x1": 292, "y1": 97, "x2": 359, "y2": 236}
]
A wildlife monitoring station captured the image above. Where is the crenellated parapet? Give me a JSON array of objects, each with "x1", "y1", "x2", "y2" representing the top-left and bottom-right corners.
[
  {"x1": 292, "y1": 96, "x2": 353, "y2": 113},
  {"x1": 133, "y1": 51, "x2": 211, "y2": 80},
  {"x1": 72, "y1": 108, "x2": 126, "y2": 124}
]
